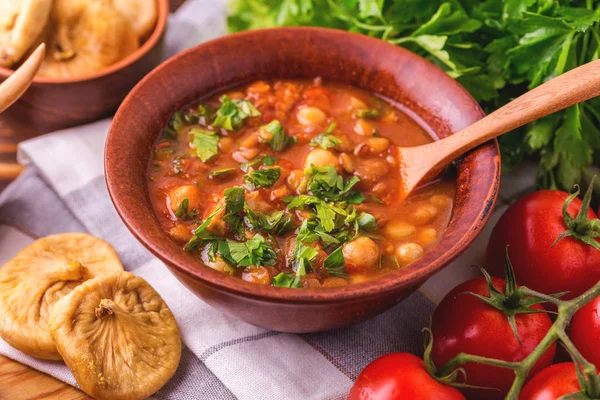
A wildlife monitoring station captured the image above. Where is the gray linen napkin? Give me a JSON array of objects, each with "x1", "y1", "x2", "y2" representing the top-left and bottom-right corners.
[{"x1": 0, "y1": 1, "x2": 539, "y2": 398}]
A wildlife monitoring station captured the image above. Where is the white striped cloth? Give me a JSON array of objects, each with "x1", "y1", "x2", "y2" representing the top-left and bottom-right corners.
[{"x1": 0, "y1": 1, "x2": 538, "y2": 398}]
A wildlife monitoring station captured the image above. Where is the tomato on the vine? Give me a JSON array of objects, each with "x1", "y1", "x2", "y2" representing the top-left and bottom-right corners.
[
  {"x1": 348, "y1": 352, "x2": 465, "y2": 400},
  {"x1": 431, "y1": 265, "x2": 556, "y2": 400},
  {"x1": 519, "y1": 363, "x2": 583, "y2": 399},
  {"x1": 570, "y1": 295, "x2": 600, "y2": 368},
  {"x1": 486, "y1": 185, "x2": 600, "y2": 300}
]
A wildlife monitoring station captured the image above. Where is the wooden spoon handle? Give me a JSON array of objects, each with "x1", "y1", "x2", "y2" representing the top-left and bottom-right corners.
[
  {"x1": 0, "y1": 43, "x2": 45, "y2": 113},
  {"x1": 426, "y1": 59, "x2": 600, "y2": 168}
]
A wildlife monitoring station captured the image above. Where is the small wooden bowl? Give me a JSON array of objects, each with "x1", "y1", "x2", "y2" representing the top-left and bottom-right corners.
[
  {"x1": 0, "y1": 0, "x2": 169, "y2": 135},
  {"x1": 106, "y1": 28, "x2": 501, "y2": 333}
]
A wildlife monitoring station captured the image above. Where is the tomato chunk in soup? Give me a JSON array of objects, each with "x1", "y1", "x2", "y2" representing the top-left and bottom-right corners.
[{"x1": 147, "y1": 79, "x2": 455, "y2": 288}]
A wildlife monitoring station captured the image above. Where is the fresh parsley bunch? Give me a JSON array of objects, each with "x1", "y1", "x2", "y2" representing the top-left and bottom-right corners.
[{"x1": 228, "y1": 0, "x2": 600, "y2": 193}]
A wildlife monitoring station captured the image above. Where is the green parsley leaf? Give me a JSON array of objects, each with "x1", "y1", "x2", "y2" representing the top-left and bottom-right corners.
[
  {"x1": 244, "y1": 207, "x2": 294, "y2": 234},
  {"x1": 244, "y1": 167, "x2": 281, "y2": 190},
  {"x1": 354, "y1": 109, "x2": 381, "y2": 119},
  {"x1": 258, "y1": 120, "x2": 297, "y2": 152},
  {"x1": 305, "y1": 165, "x2": 362, "y2": 202},
  {"x1": 210, "y1": 168, "x2": 236, "y2": 177},
  {"x1": 357, "y1": 212, "x2": 377, "y2": 232},
  {"x1": 324, "y1": 247, "x2": 348, "y2": 278},
  {"x1": 309, "y1": 123, "x2": 342, "y2": 149},
  {"x1": 174, "y1": 198, "x2": 198, "y2": 220},
  {"x1": 163, "y1": 111, "x2": 184, "y2": 139},
  {"x1": 240, "y1": 155, "x2": 278, "y2": 172},
  {"x1": 272, "y1": 272, "x2": 297, "y2": 288},
  {"x1": 189, "y1": 129, "x2": 219, "y2": 162},
  {"x1": 224, "y1": 187, "x2": 245, "y2": 213},
  {"x1": 213, "y1": 96, "x2": 261, "y2": 131},
  {"x1": 226, "y1": 234, "x2": 278, "y2": 267},
  {"x1": 184, "y1": 205, "x2": 224, "y2": 251}
]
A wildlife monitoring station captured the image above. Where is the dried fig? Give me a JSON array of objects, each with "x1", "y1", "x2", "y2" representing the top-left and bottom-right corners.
[
  {"x1": 38, "y1": 0, "x2": 139, "y2": 78},
  {"x1": 0, "y1": 0, "x2": 52, "y2": 68},
  {"x1": 49, "y1": 271, "x2": 181, "y2": 400},
  {"x1": 114, "y1": 0, "x2": 158, "y2": 41},
  {"x1": 0, "y1": 233, "x2": 123, "y2": 359}
]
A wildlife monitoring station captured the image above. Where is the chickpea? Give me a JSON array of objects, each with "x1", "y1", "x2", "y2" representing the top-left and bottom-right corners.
[
  {"x1": 305, "y1": 278, "x2": 322, "y2": 289},
  {"x1": 205, "y1": 199, "x2": 226, "y2": 234},
  {"x1": 343, "y1": 236, "x2": 380, "y2": 273},
  {"x1": 168, "y1": 225, "x2": 193, "y2": 242},
  {"x1": 270, "y1": 185, "x2": 291, "y2": 200},
  {"x1": 242, "y1": 266, "x2": 271, "y2": 285},
  {"x1": 287, "y1": 170, "x2": 308, "y2": 194},
  {"x1": 305, "y1": 148, "x2": 339, "y2": 169},
  {"x1": 206, "y1": 257, "x2": 231, "y2": 273},
  {"x1": 339, "y1": 153, "x2": 355, "y2": 173},
  {"x1": 430, "y1": 194, "x2": 451, "y2": 208},
  {"x1": 384, "y1": 220, "x2": 416, "y2": 240},
  {"x1": 411, "y1": 204, "x2": 439, "y2": 225},
  {"x1": 367, "y1": 138, "x2": 390, "y2": 153},
  {"x1": 355, "y1": 159, "x2": 389, "y2": 187},
  {"x1": 169, "y1": 185, "x2": 201, "y2": 213},
  {"x1": 232, "y1": 147, "x2": 260, "y2": 162},
  {"x1": 219, "y1": 136, "x2": 234, "y2": 153},
  {"x1": 245, "y1": 191, "x2": 273, "y2": 213},
  {"x1": 322, "y1": 277, "x2": 348, "y2": 288},
  {"x1": 348, "y1": 96, "x2": 367, "y2": 111},
  {"x1": 372, "y1": 182, "x2": 387, "y2": 196},
  {"x1": 354, "y1": 119, "x2": 376, "y2": 137},
  {"x1": 297, "y1": 106, "x2": 327, "y2": 126},
  {"x1": 417, "y1": 228, "x2": 438, "y2": 247},
  {"x1": 239, "y1": 133, "x2": 259, "y2": 149},
  {"x1": 395, "y1": 243, "x2": 424, "y2": 266}
]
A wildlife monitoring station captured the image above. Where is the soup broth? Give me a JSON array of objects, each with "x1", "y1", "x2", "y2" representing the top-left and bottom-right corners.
[{"x1": 147, "y1": 79, "x2": 455, "y2": 288}]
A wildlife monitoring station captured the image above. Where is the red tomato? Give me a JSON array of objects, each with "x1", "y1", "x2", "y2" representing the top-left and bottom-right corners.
[
  {"x1": 570, "y1": 295, "x2": 600, "y2": 367},
  {"x1": 348, "y1": 353, "x2": 465, "y2": 400},
  {"x1": 431, "y1": 277, "x2": 556, "y2": 400},
  {"x1": 486, "y1": 190, "x2": 600, "y2": 299},
  {"x1": 519, "y1": 363, "x2": 582, "y2": 399}
]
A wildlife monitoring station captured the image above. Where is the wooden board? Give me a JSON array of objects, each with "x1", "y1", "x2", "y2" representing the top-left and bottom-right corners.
[{"x1": 0, "y1": 0, "x2": 188, "y2": 397}]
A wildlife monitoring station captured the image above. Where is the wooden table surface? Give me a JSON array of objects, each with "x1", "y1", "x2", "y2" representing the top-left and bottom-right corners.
[{"x1": 0, "y1": 1, "x2": 187, "y2": 398}]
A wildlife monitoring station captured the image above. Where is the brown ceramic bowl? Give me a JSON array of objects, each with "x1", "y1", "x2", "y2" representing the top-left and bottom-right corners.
[
  {"x1": 106, "y1": 27, "x2": 501, "y2": 333},
  {"x1": 0, "y1": 0, "x2": 169, "y2": 136}
]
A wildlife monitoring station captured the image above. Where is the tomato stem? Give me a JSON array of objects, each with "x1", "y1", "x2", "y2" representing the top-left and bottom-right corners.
[{"x1": 437, "y1": 279, "x2": 600, "y2": 399}]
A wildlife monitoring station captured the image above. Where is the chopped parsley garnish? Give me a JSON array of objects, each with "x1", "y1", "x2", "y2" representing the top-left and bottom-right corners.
[
  {"x1": 240, "y1": 155, "x2": 277, "y2": 172},
  {"x1": 309, "y1": 124, "x2": 341, "y2": 149},
  {"x1": 210, "y1": 168, "x2": 236, "y2": 177},
  {"x1": 162, "y1": 112, "x2": 184, "y2": 139},
  {"x1": 357, "y1": 212, "x2": 377, "y2": 232},
  {"x1": 244, "y1": 167, "x2": 281, "y2": 190},
  {"x1": 224, "y1": 187, "x2": 245, "y2": 213},
  {"x1": 189, "y1": 129, "x2": 219, "y2": 162},
  {"x1": 184, "y1": 205, "x2": 224, "y2": 251},
  {"x1": 223, "y1": 187, "x2": 245, "y2": 239},
  {"x1": 244, "y1": 207, "x2": 294, "y2": 234},
  {"x1": 305, "y1": 165, "x2": 363, "y2": 202},
  {"x1": 226, "y1": 234, "x2": 277, "y2": 267},
  {"x1": 213, "y1": 95, "x2": 261, "y2": 131},
  {"x1": 174, "y1": 198, "x2": 198, "y2": 220},
  {"x1": 182, "y1": 104, "x2": 208, "y2": 124},
  {"x1": 324, "y1": 246, "x2": 347, "y2": 277},
  {"x1": 258, "y1": 120, "x2": 297, "y2": 152},
  {"x1": 272, "y1": 272, "x2": 297, "y2": 288},
  {"x1": 354, "y1": 109, "x2": 380, "y2": 120}
]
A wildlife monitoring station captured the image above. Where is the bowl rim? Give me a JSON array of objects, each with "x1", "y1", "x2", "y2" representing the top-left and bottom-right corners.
[
  {"x1": 106, "y1": 26, "x2": 501, "y2": 304},
  {"x1": 0, "y1": 0, "x2": 169, "y2": 84}
]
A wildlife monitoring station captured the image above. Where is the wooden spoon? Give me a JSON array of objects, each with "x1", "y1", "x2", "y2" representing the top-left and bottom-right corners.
[
  {"x1": 398, "y1": 59, "x2": 600, "y2": 198},
  {"x1": 0, "y1": 43, "x2": 45, "y2": 113}
]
